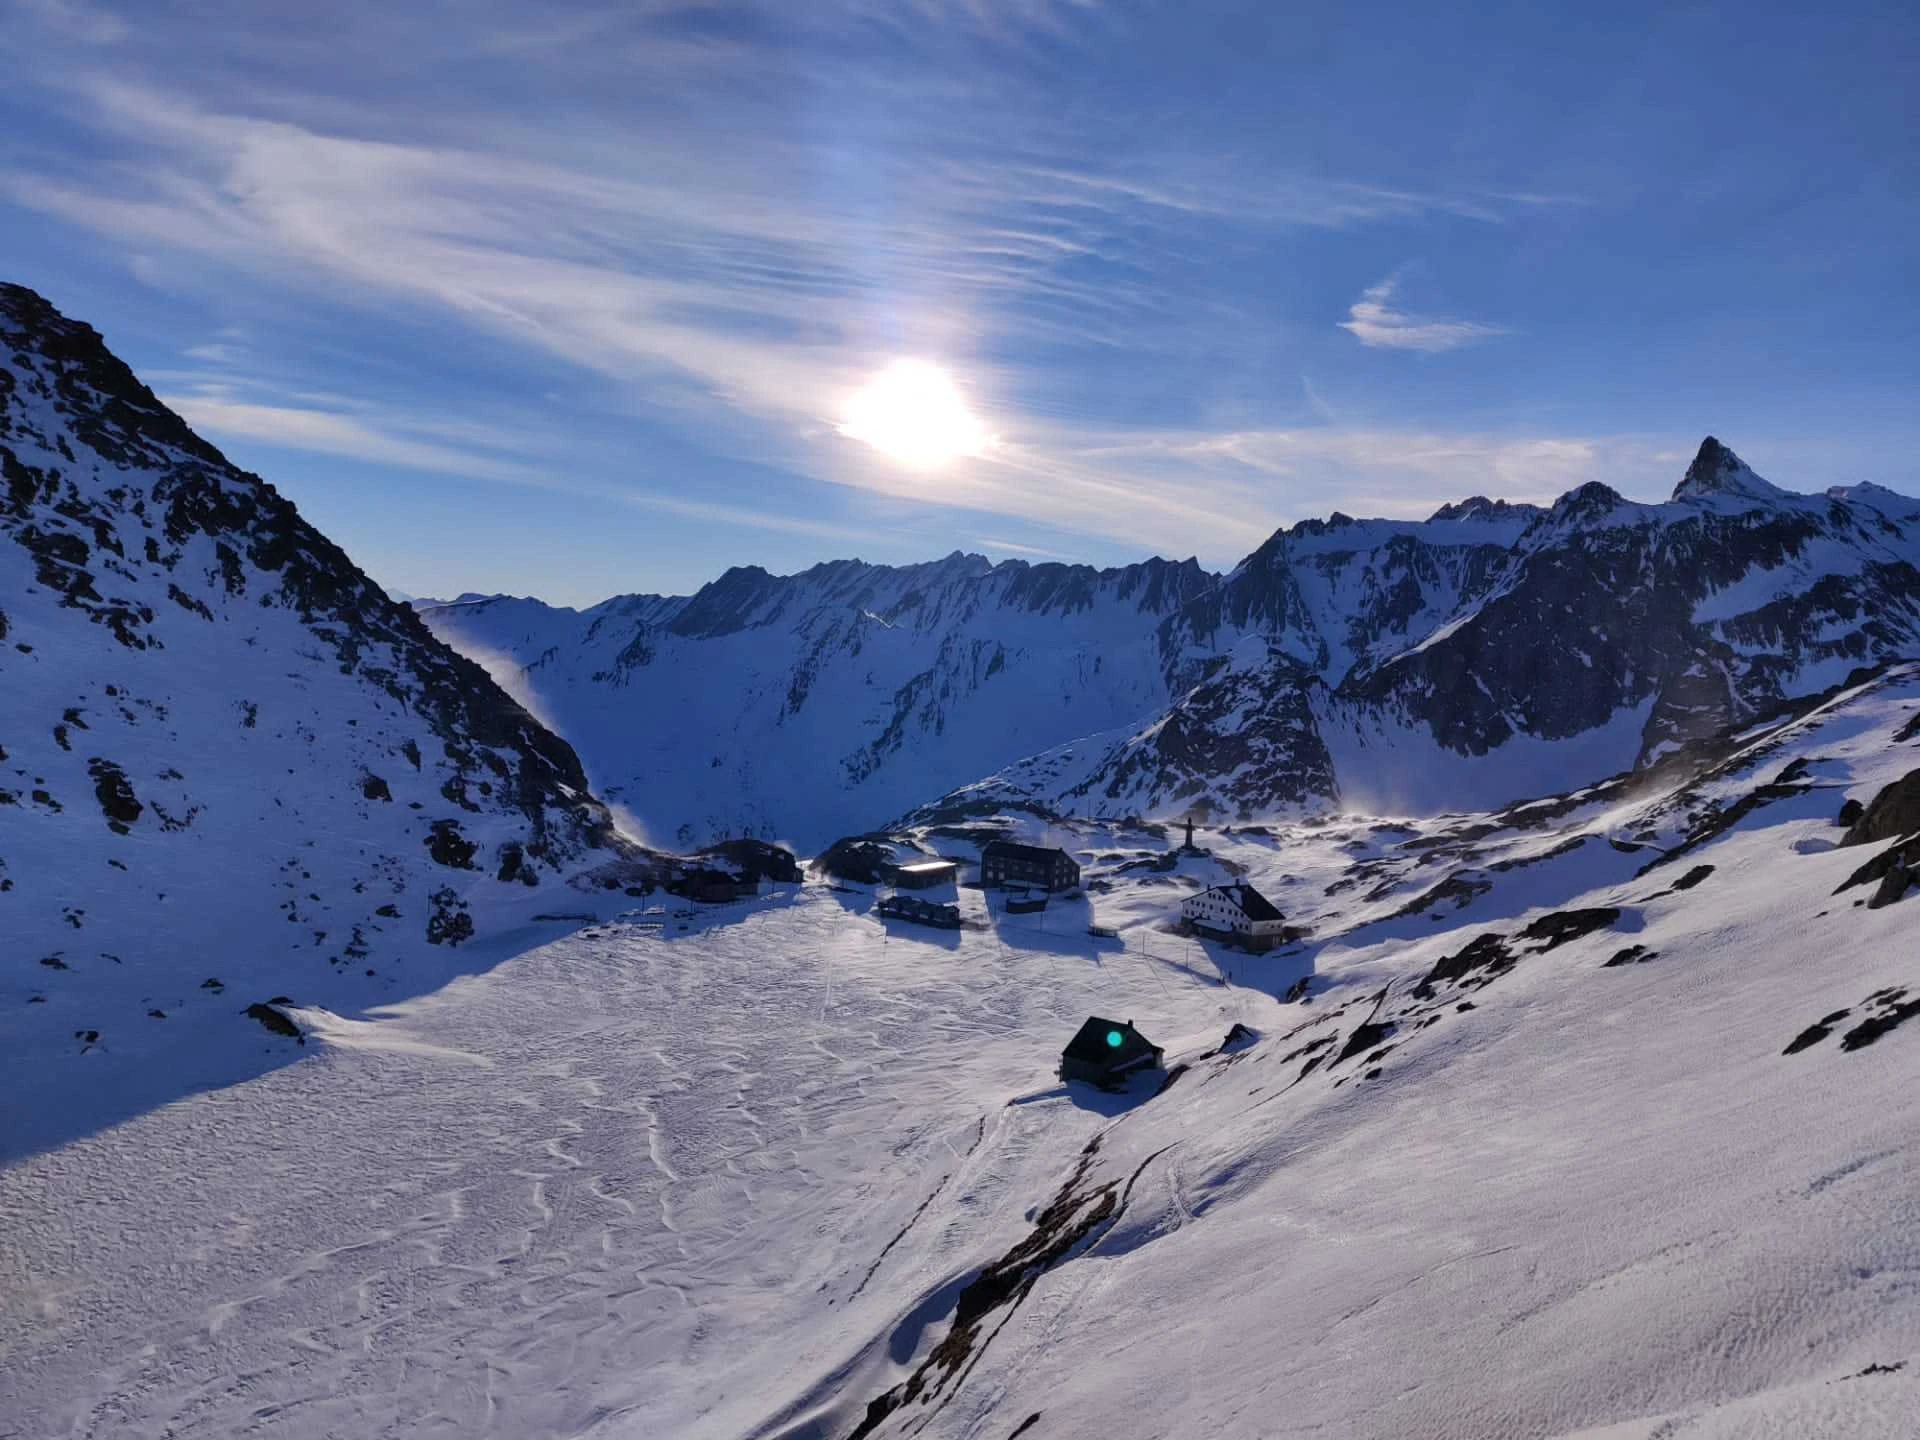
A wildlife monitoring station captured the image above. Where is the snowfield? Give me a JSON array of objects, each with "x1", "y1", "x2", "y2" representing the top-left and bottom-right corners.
[{"x1": 8, "y1": 667, "x2": 1920, "y2": 1438}]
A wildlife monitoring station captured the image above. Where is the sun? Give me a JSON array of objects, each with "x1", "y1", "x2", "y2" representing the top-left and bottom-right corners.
[{"x1": 839, "y1": 359, "x2": 989, "y2": 470}]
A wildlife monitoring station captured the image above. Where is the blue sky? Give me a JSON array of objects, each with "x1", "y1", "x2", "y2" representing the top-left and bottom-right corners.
[{"x1": 4, "y1": 0, "x2": 1915, "y2": 606}]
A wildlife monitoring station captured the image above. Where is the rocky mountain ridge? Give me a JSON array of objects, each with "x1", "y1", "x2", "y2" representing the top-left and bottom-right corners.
[{"x1": 429, "y1": 438, "x2": 1920, "y2": 843}]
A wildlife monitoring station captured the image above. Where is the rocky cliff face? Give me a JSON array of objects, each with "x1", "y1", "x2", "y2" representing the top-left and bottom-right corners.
[{"x1": 0, "y1": 283, "x2": 625, "y2": 1074}]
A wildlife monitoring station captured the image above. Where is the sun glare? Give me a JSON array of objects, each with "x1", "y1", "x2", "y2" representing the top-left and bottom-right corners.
[{"x1": 839, "y1": 359, "x2": 989, "y2": 470}]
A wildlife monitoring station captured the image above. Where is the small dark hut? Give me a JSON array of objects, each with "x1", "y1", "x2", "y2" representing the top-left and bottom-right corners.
[
  {"x1": 876, "y1": 894, "x2": 962, "y2": 929},
  {"x1": 1059, "y1": 1016, "x2": 1163, "y2": 1087}
]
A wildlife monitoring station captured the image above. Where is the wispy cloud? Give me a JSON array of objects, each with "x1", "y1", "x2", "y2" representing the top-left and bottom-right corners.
[
  {"x1": 967, "y1": 534, "x2": 1079, "y2": 560},
  {"x1": 156, "y1": 380, "x2": 926, "y2": 551},
  {"x1": 158, "y1": 393, "x2": 556, "y2": 485},
  {"x1": 0, "y1": 3, "x2": 1609, "y2": 577},
  {"x1": 1340, "y1": 274, "x2": 1508, "y2": 353}
]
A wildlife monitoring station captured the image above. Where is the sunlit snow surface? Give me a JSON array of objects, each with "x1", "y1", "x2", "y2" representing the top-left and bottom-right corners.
[{"x1": 7, "y1": 671, "x2": 1920, "y2": 1438}]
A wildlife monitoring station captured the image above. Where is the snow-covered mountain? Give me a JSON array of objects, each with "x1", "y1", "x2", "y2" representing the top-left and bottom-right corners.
[
  {"x1": 0, "y1": 283, "x2": 627, "y2": 1154},
  {"x1": 422, "y1": 554, "x2": 1215, "y2": 849},
  {"x1": 426, "y1": 440, "x2": 1920, "y2": 847},
  {"x1": 10, "y1": 658, "x2": 1919, "y2": 1438}
]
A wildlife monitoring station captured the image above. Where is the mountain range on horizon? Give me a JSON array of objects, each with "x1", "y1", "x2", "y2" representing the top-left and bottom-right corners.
[{"x1": 420, "y1": 433, "x2": 1920, "y2": 849}]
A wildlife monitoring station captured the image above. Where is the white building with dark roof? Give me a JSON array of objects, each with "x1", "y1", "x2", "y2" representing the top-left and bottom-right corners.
[{"x1": 1180, "y1": 882, "x2": 1286, "y2": 951}]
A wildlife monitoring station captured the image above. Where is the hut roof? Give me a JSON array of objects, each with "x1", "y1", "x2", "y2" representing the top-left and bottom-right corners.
[
  {"x1": 1196, "y1": 882, "x2": 1283, "y2": 921},
  {"x1": 1062, "y1": 1015, "x2": 1159, "y2": 1067}
]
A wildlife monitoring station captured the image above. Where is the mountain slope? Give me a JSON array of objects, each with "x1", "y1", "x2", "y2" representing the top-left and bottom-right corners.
[
  {"x1": 8, "y1": 661, "x2": 1918, "y2": 1439},
  {"x1": 422, "y1": 553, "x2": 1217, "y2": 849},
  {"x1": 0, "y1": 283, "x2": 627, "y2": 1156},
  {"x1": 426, "y1": 442, "x2": 1920, "y2": 849},
  {"x1": 756, "y1": 664, "x2": 1920, "y2": 1440},
  {"x1": 941, "y1": 440, "x2": 1920, "y2": 824},
  {"x1": 417, "y1": 501, "x2": 1548, "y2": 848}
]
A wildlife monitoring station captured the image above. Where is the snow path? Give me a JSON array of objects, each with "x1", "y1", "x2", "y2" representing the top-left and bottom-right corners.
[{"x1": 1, "y1": 889, "x2": 1256, "y2": 1438}]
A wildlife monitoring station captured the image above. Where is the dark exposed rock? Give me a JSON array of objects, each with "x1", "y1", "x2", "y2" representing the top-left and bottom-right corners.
[
  {"x1": 85, "y1": 757, "x2": 141, "y2": 830},
  {"x1": 1835, "y1": 834, "x2": 1920, "y2": 897},
  {"x1": 1412, "y1": 933, "x2": 1515, "y2": 998},
  {"x1": 360, "y1": 773, "x2": 392, "y2": 802},
  {"x1": 1604, "y1": 944, "x2": 1656, "y2": 967},
  {"x1": 1385, "y1": 872, "x2": 1494, "y2": 919},
  {"x1": 1783, "y1": 1010, "x2": 1850, "y2": 1055},
  {"x1": 1836, "y1": 798, "x2": 1865, "y2": 827},
  {"x1": 496, "y1": 841, "x2": 537, "y2": 886},
  {"x1": 1869, "y1": 862, "x2": 1913, "y2": 909},
  {"x1": 426, "y1": 887, "x2": 473, "y2": 946},
  {"x1": 1333, "y1": 1018, "x2": 1396, "y2": 1067},
  {"x1": 1642, "y1": 764, "x2": 1817, "y2": 873},
  {"x1": 1840, "y1": 767, "x2": 1920, "y2": 846},
  {"x1": 1671, "y1": 864, "x2": 1714, "y2": 891},
  {"x1": 1846, "y1": 1362, "x2": 1908, "y2": 1379},
  {"x1": 844, "y1": 1141, "x2": 1149, "y2": 1440},
  {"x1": 1521, "y1": 908, "x2": 1622, "y2": 950},
  {"x1": 424, "y1": 819, "x2": 477, "y2": 869},
  {"x1": 245, "y1": 1001, "x2": 304, "y2": 1043},
  {"x1": 1840, "y1": 995, "x2": 1920, "y2": 1051}
]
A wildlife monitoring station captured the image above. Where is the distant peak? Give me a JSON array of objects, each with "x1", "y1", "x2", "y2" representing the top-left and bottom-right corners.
[
  {"x1": 1427, "y1": 495, "x2": 1545, "y2": 524},
  {"x1": 1544, "y1": 480, "x2": 1626, "y2": 526},
  {"x1": 1672, "y1": 436, "x2": 1783, "y2": 505}
]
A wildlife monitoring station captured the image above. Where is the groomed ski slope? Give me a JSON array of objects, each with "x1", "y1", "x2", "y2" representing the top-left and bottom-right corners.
[{"x1": 7, "y1": 671, "x2": 1920, "y2": 1438}]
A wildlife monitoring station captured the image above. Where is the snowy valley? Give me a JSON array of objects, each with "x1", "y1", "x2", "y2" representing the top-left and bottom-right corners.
[{"x1": 6, "y1": 286, "x2": 1920, "y2": 1439}]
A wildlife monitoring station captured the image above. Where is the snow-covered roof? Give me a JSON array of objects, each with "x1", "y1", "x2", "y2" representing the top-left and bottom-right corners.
[{"x1": 1192, "y1": 882, "x2": 1284, "y2": 921}]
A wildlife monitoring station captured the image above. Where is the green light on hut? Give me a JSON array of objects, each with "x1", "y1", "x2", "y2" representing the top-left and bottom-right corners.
[{"x1": 1106, "y1": 1029, "x2": 1124, "y2": 1048}]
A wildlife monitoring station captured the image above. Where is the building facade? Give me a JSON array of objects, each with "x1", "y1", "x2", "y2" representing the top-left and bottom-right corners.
[
  {"x1": 1179, "y1": 882, "x2": 1286, "y2": 951},
  {"x1": 876, "y1": 894, "x2": 962, "y2": 929},
  {"x1": 980, "y1": 840, "x2": 1081, "y2": 892}
]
